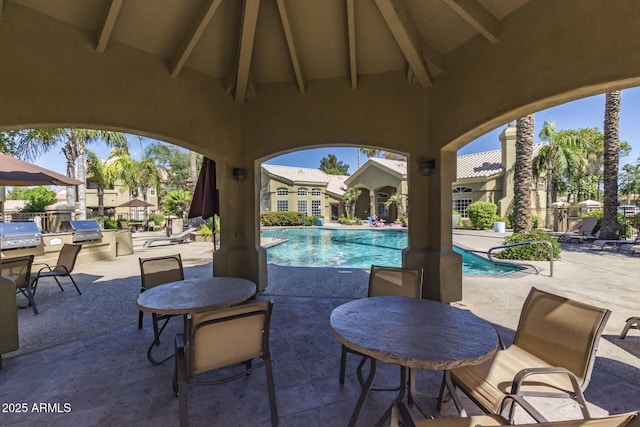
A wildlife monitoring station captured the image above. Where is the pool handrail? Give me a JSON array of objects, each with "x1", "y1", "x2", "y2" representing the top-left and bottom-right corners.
[{"x1": 486, "y1": 240, "x2": 554, "y2": 277}]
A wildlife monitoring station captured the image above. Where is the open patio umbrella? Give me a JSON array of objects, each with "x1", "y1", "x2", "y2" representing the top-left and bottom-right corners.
[
  {"x1": 188, "y1": 157, "x2": 219, "y2": 220},
  {"x1": 118, "y1": 198, "x2": 154, "y2": 222},
  {"x1": 0, "y1": 152, "x2": 83, "y2": 186}
]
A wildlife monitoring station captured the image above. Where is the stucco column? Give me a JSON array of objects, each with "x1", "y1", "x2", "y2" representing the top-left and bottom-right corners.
[
  {"x1": 212, "y1": 161, "x2": 268, "y2": 291},
  {"x1": 369, "y1": 189, "x2": 376, "y2": 217},
  {"x1": 403, "y1": 151, "x2": 462, "y2": 302}
]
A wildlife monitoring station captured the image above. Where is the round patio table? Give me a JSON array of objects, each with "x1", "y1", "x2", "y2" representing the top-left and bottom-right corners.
[
  {"x1": 330, "y1": 296, "x2": 499, "y2": 426},
  {"x1": 136, "y1": 276, "x2": 257, "y2": 365}
]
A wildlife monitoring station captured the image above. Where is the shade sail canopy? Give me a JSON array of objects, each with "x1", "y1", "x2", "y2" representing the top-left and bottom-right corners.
[
  {"x1": 117, "y1": 198, "x2": 154, "y2": 208},
  {"x1": 0, "y1": 152, "x2": 83, "y2": 186},
  {"x1": 188, "y1": 157, "x2": 219, "y2": 220}
]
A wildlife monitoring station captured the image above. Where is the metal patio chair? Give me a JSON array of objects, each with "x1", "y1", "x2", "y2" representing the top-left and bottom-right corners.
[
  {"x1": 438, "y1": 287, "x2": 611, "y2": 423},
  {"x1": 1, "y1": 255, "x2": 37, "y2": 315},
  {"x1": 339, "y1": 265, "x2": 423, "y2": 394},
  {"x1": 31, "y1": 243, "x2": 82, "y2": 297},
  {"x1": 138, "y1": 254, "x2": 184, "y2": 364},
  {"x1": 175, "y1": 300, "x2": 278, "y2": 427}
]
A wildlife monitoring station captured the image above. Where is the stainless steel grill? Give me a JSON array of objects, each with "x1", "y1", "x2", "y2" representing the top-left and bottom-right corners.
[
  {"x1": 61, "y1": 220, "x2": 102, "y2": 243},
  {"x1": 0, "y1": 222, "x2": 42, "y2": 250}
]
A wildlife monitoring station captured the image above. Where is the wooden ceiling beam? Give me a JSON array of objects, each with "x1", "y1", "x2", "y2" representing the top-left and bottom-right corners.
[
  {"x1": 374, "y1": 0, "x2": 431, "y2": 88},
  {"x1": 276, "y1": 0, "x2": 305, "y2": 94},
  {"x1": 347, "y1": 0, "x2": 357, "y2": 89},
  {"x1": 443, "y1": 0, "x2": 499, "y2": 43},
  {"x1": 171, "y1": 0, "x2": 223, "y2": 77},
  {"x1": 96, "y1": 0, "x2": 123, "y2": 53},
  {"x1": 235, "y1": 0, "x2": 260, "y2": 103}
]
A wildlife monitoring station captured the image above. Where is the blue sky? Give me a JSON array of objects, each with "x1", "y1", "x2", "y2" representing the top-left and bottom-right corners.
[{"x1": 34, "y1": 87, "x2": 640, "y2": 176}]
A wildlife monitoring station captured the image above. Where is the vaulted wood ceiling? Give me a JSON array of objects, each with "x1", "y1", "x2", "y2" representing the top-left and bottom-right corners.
[{"x1": 9, "y1": 0, "x2": 528, "y2": 102}]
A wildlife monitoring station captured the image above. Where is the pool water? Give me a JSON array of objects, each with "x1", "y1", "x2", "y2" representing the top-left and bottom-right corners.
[{"x1": 262, "y1": 228, "x2": 521, "y2": 275}]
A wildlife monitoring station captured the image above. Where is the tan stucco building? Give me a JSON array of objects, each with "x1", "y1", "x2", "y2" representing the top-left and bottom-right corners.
[
  {"x1": 261, "y1": 124, "x2": 547, "y2": 224},
  {"x1": 3, "y1": 1, "x2": 640, "y2": 302}
]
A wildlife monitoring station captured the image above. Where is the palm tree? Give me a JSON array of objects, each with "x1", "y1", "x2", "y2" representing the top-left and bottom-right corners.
[
  {"x1": 110, "y1": 154, "x2": 161, "y2": 221},
  {"x1": 533, "y1": 121, "x2": 593, "y2": 226},
  {"x1": 342, "y1": 187, "x2": 361, "y2": 218},
  {"x1": 385, "y1": 193, "x2": 407, "y2": 221},
  {"x1": 514, "y1": 117, "x2": 534, "y2": 232},
  {"x1": 13, "y1": 128, "x2": 128, "y2": 219},
  {"x1": 619, "y1": 159, "x2": 640, "y2": 204},
  {"x1": 600, "y1": 91, "x2": 622, "y2": 239},
  {"x1": 189, "y1": 150, "x2": 198, "y2": 192},
  {"x1": 85, "y1": 150, "x2": 120, "y2": 228},
  {"x1": 164, "y1": 189, "x2": 192, "y2": 218}
]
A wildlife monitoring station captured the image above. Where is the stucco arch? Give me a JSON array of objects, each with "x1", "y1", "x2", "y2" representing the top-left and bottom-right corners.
[{"x1": 4, "y1": 0, "x2": 640, "y2": 301}]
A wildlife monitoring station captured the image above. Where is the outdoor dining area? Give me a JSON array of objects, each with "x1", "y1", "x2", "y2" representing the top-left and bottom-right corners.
[{"x1": 3, "y1": 231, "x2": 637, "y2": 427}]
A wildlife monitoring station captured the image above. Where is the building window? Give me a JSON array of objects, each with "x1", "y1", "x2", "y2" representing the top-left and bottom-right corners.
[
  {"x1": 276, "y1": 188, "x2": 288, "y2": 196},
  {"x1": 298, "y1": 188, "x2": 308, "y2": 196},
  {"x1": 378, "y1": 192, "x2": 389, "y2": 199},
  {"x1": 311, "y1": 188, "x2": 321, "y2": 196},
  {"x1": 150, "y1": 186, "x2": 156, "y2": 196},
  {"x1": 453, "y1": 199, "x2": 473, "y2": 217},
  {"x1": 298, "y1": 200, "x2": 307, "y2": 214},
  {"x1": 276, "y1": 200, "x2": 288, "y2": 211},
  {"x1": 537, "y1": 181, "x2": 545, "y2": 191},
  {"x1": 377, "y1": 203, "x2": 389, "y2": 217},
  {"x1": 311, "y1": 200, "x2": 321, "y2": 216},
  {"x1": 453, "y1": 187, "x2": 473, "y2": 193}
]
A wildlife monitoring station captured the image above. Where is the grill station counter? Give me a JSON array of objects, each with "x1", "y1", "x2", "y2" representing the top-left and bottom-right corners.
[
  {"x1": 60, "y1": 220, "x2": 103, "y2": 243},
  {"x1": 0, "y1": 222, "x2": 42, "y2": 250}
]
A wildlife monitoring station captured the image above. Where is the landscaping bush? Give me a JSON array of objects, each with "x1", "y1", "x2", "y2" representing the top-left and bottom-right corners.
[
  {"x1": 198, "y1": 223, "x2": 213, "y2": 238},
  {"x1": 581, "y1": 209, "x2": 634, "y2": 238},
  {"x1": 467, "y1": 201, "x2": 499, "y2": 230},
  {"x1": 338, "y1": 216, "x2": 362, "y2": 225},
  {"x1": 104, "y1": 219, "x2": 118, "y2": 229},
  {"x1": 495, "y1": 229, "x2": 561, "y2": 261},
  {"x1": 261, "y1": 211, "x2": 318, "y2": 226}
]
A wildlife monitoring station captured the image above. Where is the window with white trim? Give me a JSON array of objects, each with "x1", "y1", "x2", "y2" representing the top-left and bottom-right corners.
[
  {"x1": 453, "y1": 199, "x2": 473, "y2": 217},
  {"x1": 311, "y1": 188, "x2": 321, "y2": 196},
  {"x1": 298, "y1": 200, "x2": 307, "y2": 214},
  {"x1": 276, "y1": 187, "x2": 288, "y2": 196},
  {"x1": 311, "y1": 200, "x2": 322, "y2": 216},
  {"x1": 298, "y1": 188, "x2": 308, "y2": 196},
  {"x1": 276, "y1": 200, "x2": 288, "y2": 211},
  {"x1": 377, "y1": 203, "x2": 389, "y2": 217},
  {"x1": 453, "y1": 187, "x2": 473, "y2": 193}
]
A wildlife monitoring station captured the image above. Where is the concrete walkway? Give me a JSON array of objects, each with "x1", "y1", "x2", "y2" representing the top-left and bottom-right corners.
[{"x1": 0, "y1": 227, "x2": 638, "y2": 426}]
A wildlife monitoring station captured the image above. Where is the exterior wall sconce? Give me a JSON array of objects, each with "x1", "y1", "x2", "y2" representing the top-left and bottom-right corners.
[
  {"x1": 420, "y1": 159, "x2": 436, "y2": 176},
  {"x1": 232, "y1": 168, "x2": 246, "y2": 182}
]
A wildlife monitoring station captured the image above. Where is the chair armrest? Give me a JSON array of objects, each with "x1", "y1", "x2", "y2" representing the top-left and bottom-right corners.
[
  {"x1": 36, "y1": 264, "x2": 54, "y2": 275},
  {"x1": 501, "y1": 394, "x2": 548, "y2": 423},
  {"x1": 511, "y1": 366, "x2": 583, "y2": 396}
]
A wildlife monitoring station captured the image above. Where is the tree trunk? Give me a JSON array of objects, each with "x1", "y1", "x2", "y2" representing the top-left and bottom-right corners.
[
  {"x1": 514, "y1": 116, "x2": 534, "y2": 232},
  {"x1": 97, "y1": 186, "x2": 105, "y2": 229},
  {"x1": 189, "y1": 150, "x2": 198, "y2": 192},
  {"x1": 76, "y1": 140, "x2": 87, "y2": 220},
  {"x1": 546, "y1": 166, "x2": 553, "y2": 228},
  {"x1": 63, "y1": 143, "x2": 76, "y2": 210},
  {"x1": 600, "y1": 91, "x2": 621, "y2": 239}
]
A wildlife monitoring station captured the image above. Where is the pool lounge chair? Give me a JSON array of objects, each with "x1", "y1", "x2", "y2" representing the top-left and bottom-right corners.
[
  {"x1": 143, "y1": 227, "x2": 197, "y2": 248},
  {"x1": 558, "y1": 217, "x2": 598, "y2": 243},
  {"x1": 590, "y1": 232, "x2": 640, "y2": 251}
]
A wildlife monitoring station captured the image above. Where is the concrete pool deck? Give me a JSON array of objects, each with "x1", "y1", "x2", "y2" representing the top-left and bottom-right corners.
[{"x1": 1, "y1": 226, "x2": 638, "y2": 425}]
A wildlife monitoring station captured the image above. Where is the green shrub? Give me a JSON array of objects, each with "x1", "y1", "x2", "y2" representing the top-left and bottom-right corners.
[
  {"x1": 467, "y1": 201, "x2": 499, "y2": 230},
  {"x1": 104, "y1": 219, "x2": 118, "y2": 229},
  {"x1": 338, "y1": 216, "x2": 362, "y2": 225},
  {"x1": 581, "y1": 209, "x2": 634, "y2": 238},
  {"x1": 260, "y1": 211, "x2": 317, "y2": 226},
  {"x1": 198, "y1": 223, "x2": 213, "y2": 237},
  {"x1": 148, "y1": 213, "x2": 164, "y2": 226},
  {"x1": 495, "y1": 229, "x2": 561, "y2": 261}
]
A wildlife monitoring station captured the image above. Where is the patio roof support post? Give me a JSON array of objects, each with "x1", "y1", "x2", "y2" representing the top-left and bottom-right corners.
[
  {"x1": 403, "y1": 150, "x2": 462, "y2": 302},
  {"x1": 212, "y1": 161, "x2": 268, "y2": 291}
]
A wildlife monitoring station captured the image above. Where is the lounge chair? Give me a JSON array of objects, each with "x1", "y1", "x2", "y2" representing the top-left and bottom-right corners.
[
  {"x1": 143, "y1": 227, "x2": 197, "y2": 248},
  {"x1": 589, "y1": 232, "x2": 640, "y2": 251},
  {"x1": 558, "y1": 217, "x2": 598, "y2": 243},
  {"x1": 620, "y1": 316, "x2": 640, "y2": 339}
]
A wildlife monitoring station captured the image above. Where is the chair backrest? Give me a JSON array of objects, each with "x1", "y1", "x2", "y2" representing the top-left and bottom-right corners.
[
  {"x1": 139, "y1": 254, "x2": 184, "y2": 290},
  {"x1": 190, "y1": 300, "x2": 272, "y2": 376},
  {"x1": 514, "y1": 287, "x2": 610, "y2": 388},
  {"x1": 0, "y1": 255, "x2": 34, "y2": 289},
  {"x1": 368, "y1": 265, "x2": 423, "y2": 298},
  {"x1": 580, "y1": 217, "x2": 599, "y2": 235},
  {"x1": 56, "y1": 244, "x2": 82, "y2": 273}
]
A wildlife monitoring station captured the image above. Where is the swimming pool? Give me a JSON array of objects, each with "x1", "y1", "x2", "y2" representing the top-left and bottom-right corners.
[{"x1": 262, "y1": 228, "x2": 521, "y2": 275}]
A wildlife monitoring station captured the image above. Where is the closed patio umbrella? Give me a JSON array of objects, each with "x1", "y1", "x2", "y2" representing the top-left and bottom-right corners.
[
  {"x1": 188, "y1": 157, "x2": 219, "y2": 251},
  {"x1": 188, "y1": 157, "x2": 219, "y2": 220}
]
